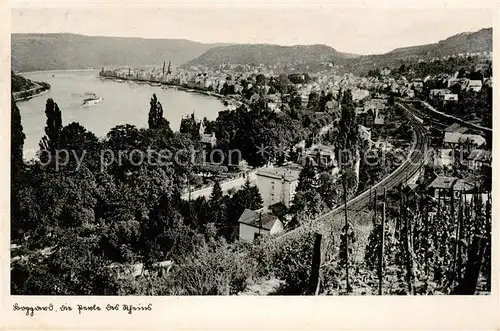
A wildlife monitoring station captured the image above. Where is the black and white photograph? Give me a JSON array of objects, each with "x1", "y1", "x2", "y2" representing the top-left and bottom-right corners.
[{"x1": 8, "y1": 4, "x2": 493, "y2": 299}]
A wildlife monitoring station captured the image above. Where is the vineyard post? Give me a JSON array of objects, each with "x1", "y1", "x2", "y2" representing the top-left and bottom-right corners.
[
  {"x1": 343, "y1": 175, "x2": 350, "y2": 293},
  {"x1": 454, "y1": 234, "x2": 486, "y2": 294},
  {"x1": 438, "y1": 188, "x2": 442, "y2": 215},
  {"x1": 451, "y1": 186, "x2": 458, "y2": 285},
  {"x1": 424, "y1": 189, "x2": 429, "y2": 278},
  {"x1": 404, "y1": 190, "x2": 414, "y2": 294},
  {"x1": 370, "y1": 185, "x2": 372, "y2": 210},
  {"x1": 397, "y1": 185, "x2": 402, "y2": 240},
  {"x1": 457, "y1": 189, "x2": 464, "y2": 283},
  {"x1": 485, "y1": 191, "x2": 492, "y2": 290},
  {"x1": 378, "y1": 187, "x2": 386, "y2": 295},
  {"x1": 308, "y1": 233, "x2": 322, "y2": 295}
]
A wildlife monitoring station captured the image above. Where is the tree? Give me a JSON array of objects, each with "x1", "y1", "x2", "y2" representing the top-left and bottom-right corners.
[
  {"x1": 59, "y1": 122, "x2": 101, "y2": 172},
  {"x1": 255, "y1": 74, "x2": 266, "y2": 86},
  {"x1": 318, "y1": 172, "x2": 337, "y2": 209},
  {"x1": 226, "y1": 179, "x2": 263, "y2": 238},
  {"x1": 307, "y1": 91, "x2": 320, "y2": 110},
  {"x1": 148, "y1": 94, "x2": 171, "y2": 132},
  {"x1": 139, "y1": 189, "x2": 183, "y2": 267},
  {"x1": 208, "y1": 180, "x2": 228, "y2": 231},
  {"x1": 233, "y1": 178, "x2": 263, "y2": 211},
  {"x1": 39, "y1": 98, "x2": 63, "y2": 157},
  {"x1": 104, "y1": 124, "x2": 149, "y2": 180},
  {"x1": 291, "y1": 189, "x2": 324, "y2": 218},
  {"x1": 296, "y1": 158, "x2": 318, "y2": 193},
  {"x1": 202, "y1": 117, "x2": 215, "y2": 134},
  {"x1": 289, "y1": 92, "x2": 303, "y2": 110},
  {"x1": 335, "y1": 89, "x2": 358, "y2": 170},
  {"x1": 11, "y1": 95, "x2": 26, "y2": 240},
  {"x1": 11, "y1": 95, "x2": 25, "y2": 172},
  {"x1": 180, "y1": 113, "x2": 201, "y2": 141}
]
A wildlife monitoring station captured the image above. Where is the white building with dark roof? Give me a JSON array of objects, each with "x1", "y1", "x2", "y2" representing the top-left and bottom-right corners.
[
  {"x1": 256, "y1": 167, "x2": 301, "y2": 208},
  {"x1": 238, "y1": 209, "x2": 284, "y2": 242}
]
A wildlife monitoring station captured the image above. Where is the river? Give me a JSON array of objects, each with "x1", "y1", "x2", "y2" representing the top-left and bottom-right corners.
[{"x1": 17, "y1": 70, "x2": 225, "y2": 157}]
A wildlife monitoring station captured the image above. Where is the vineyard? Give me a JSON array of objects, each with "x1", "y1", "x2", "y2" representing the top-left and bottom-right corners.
[{"x1": 295, "y1": 175, "x2": 492, "y2": 296}]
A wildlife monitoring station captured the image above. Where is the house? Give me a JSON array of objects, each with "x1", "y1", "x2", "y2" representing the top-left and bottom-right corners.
[
  {"x1": 256, "y1": 167, "x2": 301, "y2": 207},
  {"x1": 355, "y1": 107, "x2": 366, "y2": 115},
  {"x1": 405, "y1": 89, "x2": 415, "y2": 98},
  {"x1": 443, "y1": 129, "x2": 485, "y2": 148},
  {"x1": 238, "y1": 209, "x2": 284, "y2": 242},
  {"x1": 447, "y1": 77, "x2": 459, "y2": 88},
  {"x1": 325, "y1": 100, "x2": 340, "y2": 112},
  {"x1": 429, "y1": 89, "x2": 451, "y2": 100},
  {"x1": 427, "y1": 175, "x2": 478, "y2": 200},
  {"x1": 443, "y1": 94, "x2": 458, "y2": 102},
  {"x1": 373, "y1": 138, "x2": 393, "y2": 152},
  {"x1": 107, "y1": 261, "x2": 173, "y2": 280},
  {"x1": 444, "y1": 123, "x2": 468, "y2": 134},
  {"x1": 358, "y1": 125, "x2": 372, "y2": 142},
  {"x1": 268, "y1": 102, "x2": 281, "y2": 112},
  {"x1": 352, "y1": 89, "x2": 370, "y2": 101},
  {"x1": 459, "y1": 134, "x2": 486, "y2": 148},
  {"x1": 364, "y1": 98, "x2": 386, "y2": 112},
  {"x1": 374, "y1": 110, "x2": 385, "y2": 125},
  {"x1": 380, "y1": 67, "x2": 391, "y2": 76},
  {"x1": 452, "y1": 178, "x2": 476, "y2": 193},
  {"x1": 301, "y1": 144, "x2": 337, "y2": 171},
  {"x1": 467, "y1": 80, "x2": 483, "y2": 92},
  {"x1": 300, "y1": 93, "x2": 310, "y2": 108},
  {"x1": 467, "y1": 149, "x2": 491, "y2": 171},
  {"x1": 249, "y1": 93, "x2": 260, "y2": 104},
  {"x1": 443, "y1": 132, "x2": 463, "y2": 147},
  {"x1": 412, "y1": 79, "x2": 424, "y2": 91},
  {"x1": 427, "y1": 176, "x2": 458, "y2": 199},
  {"x1": 200, "y1": 133, "x2": 217, "y2": 148}
]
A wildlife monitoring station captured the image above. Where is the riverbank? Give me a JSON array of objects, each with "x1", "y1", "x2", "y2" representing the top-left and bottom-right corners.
[
  {"x1": 12, "y1": 73, "x2": 51, "y2": 103},
  {"x1": 17, "y1": 68, "x2": 98, "y2": 75},
  {"x1": 13, "y1": 83, "x2": 51, "y2": 102},
  {"x1": 99, "y1": 75, "x2": 244, "y2": 107}
]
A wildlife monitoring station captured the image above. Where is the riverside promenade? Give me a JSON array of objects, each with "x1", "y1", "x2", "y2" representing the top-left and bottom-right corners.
[{"x1": 13, "y1": 83, "x2": 49, "y2": 102}]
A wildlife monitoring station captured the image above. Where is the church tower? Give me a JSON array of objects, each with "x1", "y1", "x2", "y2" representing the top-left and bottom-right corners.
[{"x1": 167, "y1": 60, "x2": 172, "y2": 75}]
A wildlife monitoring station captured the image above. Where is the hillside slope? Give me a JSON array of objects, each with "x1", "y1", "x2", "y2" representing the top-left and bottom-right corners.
[
  {"x1": 341, "y1": 28, "x2": 492, "y2": 74},
  {"x1": 185, "y1": 44, "x2": 353, "y2": 67},
  {"x1": 11, "y1": 33, "x2": 225, "y2": 72}
]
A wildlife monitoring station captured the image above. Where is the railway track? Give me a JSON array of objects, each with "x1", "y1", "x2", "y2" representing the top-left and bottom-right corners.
[
  {"x1": 276, "y1": 102, "x2": 429, "y2": 240},
  {"x1": 317, "y1": 102, "x2": 429, "y2": 218}
]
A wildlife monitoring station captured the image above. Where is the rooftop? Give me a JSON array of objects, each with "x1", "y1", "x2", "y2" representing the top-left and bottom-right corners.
[
  {"x1": 237, "y1": 209, "x2": 279, "y2": 231},
  {"x1": 444, "y1": 132, "x2": 463, "y2": 144},
  {"x1": 257, "y1": 167, "x2": 301, "y2": 182},
  {"x1": 453, "y1": 179, "x2": 476, "y2": 192},
  {"x1": 467, "y1": 149, "x2": 491, "y2": 162},
  {"x1": 444, "y1": 123, "x2": 468, "y2": 133},
  {"x1": 428, "y1": 176, "x2": 458, "y2": 190}
]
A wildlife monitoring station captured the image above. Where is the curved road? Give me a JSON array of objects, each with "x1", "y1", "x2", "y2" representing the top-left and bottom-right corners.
[{"x1": 277, "y1": 102, "x2": 429, "y2": 240}]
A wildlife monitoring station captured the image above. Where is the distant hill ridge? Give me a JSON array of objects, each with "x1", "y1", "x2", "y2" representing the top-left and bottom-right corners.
[
  {"x1": 336, "y1": 27, "x2": 492, "y2": 74},
  {"x1": 386, "y1": 27, "x2": 492, "y2": 57},
  {"x1": 184, "y1": 43, "x2": 353, "y2": 67},
  {"x1": 11, "y1": 33, "x2": 226, "y2": 72},
  {"x1": 11, "y1": 28, "x2": 492, "y2": 72}
]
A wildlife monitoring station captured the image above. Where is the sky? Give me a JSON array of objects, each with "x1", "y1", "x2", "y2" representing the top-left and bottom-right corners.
[{"x1": 10, "y1": 5, "x2": 494, "y2": 55}]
